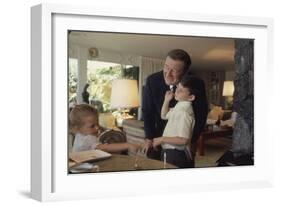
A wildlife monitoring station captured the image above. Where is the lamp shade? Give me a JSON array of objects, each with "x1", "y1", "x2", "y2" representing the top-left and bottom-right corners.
[
  {"x1": 222, "y1": 81, "x2": 234, "y2": 97},
  {"x1": 110, "y1": 79, "x2": 140, "y2": 109}
]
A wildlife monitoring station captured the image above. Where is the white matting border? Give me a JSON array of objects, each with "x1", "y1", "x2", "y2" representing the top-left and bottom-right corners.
[{"x1": 31, "y1": 3, "x2": 274, "y2": 201}]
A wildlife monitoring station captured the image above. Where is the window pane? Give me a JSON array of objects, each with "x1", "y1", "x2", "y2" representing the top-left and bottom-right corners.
[
  {"x1": 87, "y1": 60, "x2": 122, "y2": 112},
  {"x1": 69, "y1": 58, "x2": 78, "y2": 106}
]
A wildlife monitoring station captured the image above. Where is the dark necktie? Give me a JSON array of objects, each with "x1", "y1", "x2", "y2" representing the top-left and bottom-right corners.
[{"x1": 169, "y1": 85, "x2": 177, "y2": 107}]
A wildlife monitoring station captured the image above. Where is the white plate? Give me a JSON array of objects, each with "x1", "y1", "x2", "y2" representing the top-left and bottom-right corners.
[{"x1": 70, "y1": 163, "x2": 99, "y2": 173}]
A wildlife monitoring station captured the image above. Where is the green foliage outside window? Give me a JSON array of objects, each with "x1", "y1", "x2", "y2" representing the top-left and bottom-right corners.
[
  {"x1": 88, "y1": 66, "x2": 122, "y2": 112},
  {"x1": 68, "y1": 59, "x2": 139, "y2": 113}
]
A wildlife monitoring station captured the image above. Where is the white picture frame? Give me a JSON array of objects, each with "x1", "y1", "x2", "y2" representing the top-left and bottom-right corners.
[{"x1": 31, "y1": 3, "x2": 274, "y2": 202}]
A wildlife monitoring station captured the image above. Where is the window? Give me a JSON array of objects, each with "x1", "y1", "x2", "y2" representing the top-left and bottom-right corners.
[
  {"x1": 68, "y1": 57, "x2": 139, "y2": 117},
  {"x1": 87, "y1": 60, "x2": 139, "y2": 113},
  {"x1": 87, "y1": 61, "x2": 122, "y2": 112},
  {"x1": 68, "y1": 58, "x2": 78, "y2": 106}
]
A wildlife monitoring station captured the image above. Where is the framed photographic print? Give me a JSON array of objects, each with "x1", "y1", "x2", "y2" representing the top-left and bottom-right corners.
[{"x1": 31, "y1": 3, "x2": 274, "y2": 201}]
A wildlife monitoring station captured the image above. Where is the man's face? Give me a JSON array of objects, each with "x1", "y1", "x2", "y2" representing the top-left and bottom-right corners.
[{"x1": 163, "y1": 56, "x2": 185, "y2": 85}]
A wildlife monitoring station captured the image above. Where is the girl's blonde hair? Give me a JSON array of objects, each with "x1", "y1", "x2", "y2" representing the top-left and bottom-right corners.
[{"x1": 69, "y1": 104, "x2": 99, "y2": 130}]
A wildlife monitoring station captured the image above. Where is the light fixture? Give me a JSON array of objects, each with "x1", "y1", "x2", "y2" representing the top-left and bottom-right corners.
[
  {"x1": 110, "y1": 79, "x2": 140, "y2": 127},
  {"x1": 89, "y1": 47, "x2": 99, "y2": 58},
  {"x1": 222, "y1": 81, "x2": 234, "y2": 109},
  {"x1": 223, "y1": 81, "x2": 234, "y2": 97}
]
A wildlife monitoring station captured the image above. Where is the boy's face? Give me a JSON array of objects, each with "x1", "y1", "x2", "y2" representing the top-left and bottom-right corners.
[
  {"x1": 175, "y1": 83, "x2": 195, "y2": 102},
  {"x1": 78, "y1": 115, "x2": 99, "y2": 136}
]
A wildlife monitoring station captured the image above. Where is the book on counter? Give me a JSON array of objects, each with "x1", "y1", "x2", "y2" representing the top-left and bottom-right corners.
[
  {"x1": 126, "y1": 134, "x2": 145, "y2": 144},
  {"x1": 122, "y1": 119, "x2": 144, "y2": 128},
  {"x1": 123, "y1": 126, "x2": 145, "y2": 137},
  {"x1": 122, "y1": 119, "x2": 145, "y2": 137}
]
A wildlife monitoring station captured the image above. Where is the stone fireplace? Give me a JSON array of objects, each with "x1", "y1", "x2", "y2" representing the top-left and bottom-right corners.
[{"x1": 218, "y1": 39, "x2": 254, "y2": 166}]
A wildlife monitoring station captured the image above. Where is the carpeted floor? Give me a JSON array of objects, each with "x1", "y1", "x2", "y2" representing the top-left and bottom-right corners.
[{"x1": 195, "y1": 137, "x2": 232, "y2": 168}]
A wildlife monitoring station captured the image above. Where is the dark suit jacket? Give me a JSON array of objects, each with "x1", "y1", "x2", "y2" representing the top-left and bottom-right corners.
[{"x1": 142, "y1": 71, "x2": 208, "y2": 144}]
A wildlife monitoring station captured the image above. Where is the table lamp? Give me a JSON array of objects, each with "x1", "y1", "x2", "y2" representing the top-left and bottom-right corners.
[
  {"x1": 222, "y1": 81, "x2": 234, "y2": 109},
  {"x1": 110, "y1": 79, "x2": 140, "y2": 127}
]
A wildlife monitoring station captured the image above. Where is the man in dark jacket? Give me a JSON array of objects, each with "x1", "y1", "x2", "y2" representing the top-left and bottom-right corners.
[{"x1": 142, "y1": 49, "x2": 208, "y2": 166}]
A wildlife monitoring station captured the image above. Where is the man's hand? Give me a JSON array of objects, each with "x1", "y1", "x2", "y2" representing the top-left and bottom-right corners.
[
  {"x1": 152, "y1": 137, "x2": 164, "y2": 148},
  {"x1": 142, "y1": 139, "x2": 153, "y2": 155}
]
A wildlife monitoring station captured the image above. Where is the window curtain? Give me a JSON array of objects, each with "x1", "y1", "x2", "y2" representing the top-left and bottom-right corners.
[
  {"x1": 138, "y1": 56, "x2": 165, "y2": 120},
  {"x1": 141, "y1": 56, "x2": 165, "y2": 85}
]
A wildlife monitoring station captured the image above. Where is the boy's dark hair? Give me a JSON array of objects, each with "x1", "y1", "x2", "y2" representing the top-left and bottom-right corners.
[
  {"x1": 180, "y1": 74, "x2": 209, "y2": 143},
  {"x1": 180, "y1": 75, "x2": 204, "y2": 97},
  {"x1": 167, "y1": 49, "x2": 192, "y2": 72}
]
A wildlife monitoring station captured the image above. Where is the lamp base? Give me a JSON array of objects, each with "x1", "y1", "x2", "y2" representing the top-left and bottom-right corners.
[
  {"x1": 224, "y1": 96, "x2": 233, "y2": 110},
  {"x1": 114, "y1": 110, "x2": 134, "y2": 127}
]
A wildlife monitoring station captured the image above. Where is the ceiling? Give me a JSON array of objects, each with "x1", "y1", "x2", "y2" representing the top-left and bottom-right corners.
[{"x1": 69, "y1": 31, "x2": 236, "y2": 71}]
